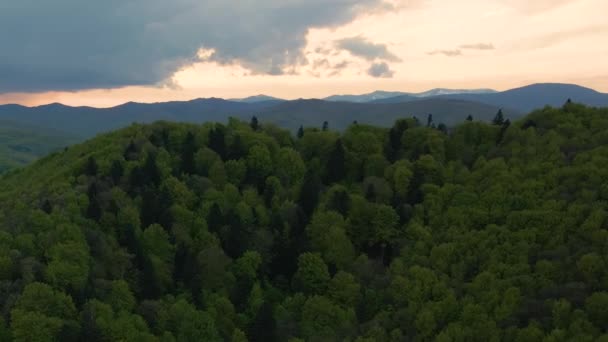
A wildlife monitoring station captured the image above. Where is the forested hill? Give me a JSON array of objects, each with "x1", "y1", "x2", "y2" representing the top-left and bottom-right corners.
[{"x1": 1, "y1": 104, "x2": 608, "y2": 340}]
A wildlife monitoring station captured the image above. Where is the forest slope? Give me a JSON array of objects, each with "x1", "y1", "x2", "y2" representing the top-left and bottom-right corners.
[
  {"x1": 1, "y1": 104, "x2": 608, "y2": 341},
  {"x1": 0, "y1": 120, "x2": 78, "y2": 173}
]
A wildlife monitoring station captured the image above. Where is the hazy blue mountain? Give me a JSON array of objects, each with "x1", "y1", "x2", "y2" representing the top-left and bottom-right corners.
[
  {"x1": 375, "y1": 83, "x2": 608, "y2": 113},
  {"x1": 257, "y1": 98, "x2": 520, "y2": 131},
  {"x1": 0, "y1": 97, "x2": 516, "y2": 138},
  {"x1": 415, "y1": 88, "x2": 497, "y2": 97},
  {"x1": 0, "y1": 99, "x2": 278, "y2": 137},
  {"x1": 324, "y1": 90, "x2": 413, "y2": 103},
  {"x1": 230, "y1": 94, "x2": 285, "y2": 103},
  {"x1": 1, "y1": 83, "x2": 604, "y2": 145},
  {"x1": 325, "y1": 88, "x2": 496, "y2": 103},
  {"x1": 444, "y1": 83, "x2": 608, "y2": 113}
]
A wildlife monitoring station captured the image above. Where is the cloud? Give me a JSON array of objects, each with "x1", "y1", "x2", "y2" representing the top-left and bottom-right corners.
[
  {"x1": 459, "y1": 43, "x2": 495, "y2": 50},
  {"x1": 367, "y1": 62, "x2": 395, "y2": 78},
  {"x1": 333, "y1": 61, "x2": 351, "y2": 70},
  {"x1": 312, "y1": 59, "x2": 331, "y2": 70},
  {"x1": 0, "y1": 0, "x2": 390, "y2": 93},
  {"x1": 335, "y1": 36, "x2": 402, "y2": 62},
  {"x1": 427, "y1": 49, "x2": 462, "y2": 57}
]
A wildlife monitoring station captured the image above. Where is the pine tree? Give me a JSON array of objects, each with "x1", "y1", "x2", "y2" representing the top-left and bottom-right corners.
[
  {"x1": 85, "y1": 156, "x2": 98, "y2": 176},
  {"x1": 124, "y1": 140, "x2": 138, "y2": 160},
  {"x1": 207, "y1": 203, "x2": 223, "y2": 233},
  {"x1": 250, "y1": 116, "x2": 260, "y2": 131},
  {"x1": 427, "y1": 114, "x2": 433, "y2": 127},
  {"x1": 209, "y1": 125, "x2": 227, "y2": 159},
  {"x1": 297, "y1": 125, "x2": 305, "y2": 139},
  {"x1": 497, "y1": 119, "x2": 511, "y2": 144},
  {"x1": 86, "y1": 182, "x2": 101, "y2": 221},
  {"x1": 326, "y1": 139, "x2": 346, "y2": 184},
  {"x1": 142, "y1": 153, "x2": 161, "y2": 186},
  {"x1": 181, "y1": 132, "x2": 196, "y2": 174},
  {"x1": 322, "y1": 121, "x2": 329, "y2": 131},
  {"x1": 110, "y1": 160, "x2": 124, "y2": 184},
  {"x1": 299, "y1": 170, "x2": 322, "y2": 218},
  {"x1": 365, "y1": 183, "x2": 377, "y2": 202},
  {"x1": 492, "y1": 109, "x2": 505, "y2": 126},
  {"x1": 466, "y1": 115, "x2": 473, "y2": 121},
  {"x1": 229, "y1": 134, "x2": 247, "y2": 160},
  {"x1": 387, "y1": 119, "x2": 409, "y2": 162},
  {"x1": 41, "y1": 199, "x2": 52, "y2": 214}
]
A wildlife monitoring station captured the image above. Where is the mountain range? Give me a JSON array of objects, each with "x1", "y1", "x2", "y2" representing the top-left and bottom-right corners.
[
  {"x1": 0, "y1": 83, "x2": 606, "y2": 139},
  {"x1": 372, "y1": 83, "x2": 608, "y2": 113},
  {"x1": 323, "y1": 88, "x2": 497, "y2": 103}
]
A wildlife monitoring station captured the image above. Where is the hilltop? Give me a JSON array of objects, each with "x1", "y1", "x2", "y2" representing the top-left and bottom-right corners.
[{"x1": 1, "y1": 103, "x2": 608, "y2": 340}]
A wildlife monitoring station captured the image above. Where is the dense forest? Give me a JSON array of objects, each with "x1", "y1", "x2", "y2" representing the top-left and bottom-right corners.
[{"x1": 1, "y1": 103, "x2": 608, "y2": 341}]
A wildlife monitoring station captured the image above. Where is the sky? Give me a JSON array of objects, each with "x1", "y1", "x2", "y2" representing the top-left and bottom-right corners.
[{"x1": 0, "y1": 0, "x2": 606, "y2": 107}]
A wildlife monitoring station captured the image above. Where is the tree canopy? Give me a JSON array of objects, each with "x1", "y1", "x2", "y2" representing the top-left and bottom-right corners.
[{"x1": 0, "y1": 103, "x2": 608, "y2": 341}]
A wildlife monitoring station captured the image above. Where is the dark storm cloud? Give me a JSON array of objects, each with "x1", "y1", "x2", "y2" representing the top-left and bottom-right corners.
[
  {"x1": 0, "y1": 0, "x2": 389, "y2": 93},
  {"x1": 335, "y1": 37, "x2": 402, "y2": 62},
  {"x1": 367, "y1": 62, "x2": 395, "y2": 78}
]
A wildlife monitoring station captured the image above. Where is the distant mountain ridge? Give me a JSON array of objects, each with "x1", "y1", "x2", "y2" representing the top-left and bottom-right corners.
[
  {"x1": 373, "y1": 83, "x2": 608, "y2": 113},
  {"x1": 0, "y1": 97, "x2": 516, "y2": 137},
  {"x1": 0, "y1": 83, "x2": 605, "y2": 140},
  {"x1": 325, "y1": 88, "x2": 497, "y2": 103},
  {"x1": 230, "y1": 94, "x2": 285, "y2": 103}
]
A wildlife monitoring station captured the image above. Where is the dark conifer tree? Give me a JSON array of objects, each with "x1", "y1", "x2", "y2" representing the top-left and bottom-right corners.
[
  {"x1": 209, "y1": 125, "x2": 227, "y2": 159},
  {"x1": 181, "y1": 132, "x2": 197, "y2": 174},
  {"x1": 497, "y1": 119, "x2": 511, "y2": 144},
  {"x1": 250, "y1": 116, "x2": 260, "y2": 131},
  {"x1": 322, "y1": 121, "x2": 329, "y2": 131},
  {"x1": 86, "y1": 182, "x2": 102, "y2": 221},
  {"x1": 124, "y1": 140, "x2": 138, "y2": 161},
  {"x1": 229, "y1": 134, "x2": 247, "y2": 160},
  {"x1": 299, "y1": 170, "x2": 322, "y2": 218},
  {"x1": 427, "y1": 114, "x2": 433, "y2": 127},
  {"x1": 140, "y1": 187, "x2": 160, "y2": 228},
  {"x1": 365, "y1": 183, "x2": 377, "y2": 202},
  {"x1": 326, "y1": 139, "x2": 346, "y2": 184},
  {"x1": 248, "y1": 302, "x2": 277, "y2": 342},
  {"x1": 466, "y1": 115, "x2": 473, "y2": 121},
  {"x1": 327, "y1": 189, "x2": 351, "y2": 216},
  {"x1": 85, "y1": 156, "x2": 98, "y2": 176},
  {"x1": 492, "y1": 109, "x2": 505, "y2": 125},
  {"x1": 297, "y1": 125, "x2": 305, "y2": 139},
  {"x1": 42, "y1": 199, "x2": 52, "y2": 214},
  {"x1": 110, "y1": 160, "x2": 124, "y2": 184},
  {"x1": 387, "y1": 119, "x2": 409, "y2": 162},
  {"x1": 207, "y1": 203, "x2": 223, "y2": 233},
  {"x1": 142, "y1": 153, "x2": 161, "y2": 187}
]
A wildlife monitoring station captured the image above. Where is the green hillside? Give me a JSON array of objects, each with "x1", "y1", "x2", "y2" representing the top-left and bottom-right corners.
[
  {"x1": 0, "y1": 120, "x2": 79, "y2": 173},
  {"x1": 1, "y1": 104, "x2": 608, "y2": 341}
]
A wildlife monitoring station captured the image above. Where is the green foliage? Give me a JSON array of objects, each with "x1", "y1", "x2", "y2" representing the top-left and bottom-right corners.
[{"x1": 0, "y1": 105, "x2": 608, "y2": 340}]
